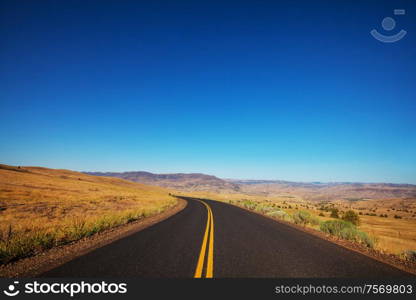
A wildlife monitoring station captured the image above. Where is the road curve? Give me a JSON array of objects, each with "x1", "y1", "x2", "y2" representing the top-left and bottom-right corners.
[{"x1": 42, "y1": 197, "x2": 413, "y2": 278}]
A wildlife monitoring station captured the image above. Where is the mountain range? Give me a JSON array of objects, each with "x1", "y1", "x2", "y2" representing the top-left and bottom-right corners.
[
  {"x1": 85, "y1": 171, "x2": 241, "y2": 193},
  {"x1": 86, "y1": 171, "x2": 416, "y2": 201}
]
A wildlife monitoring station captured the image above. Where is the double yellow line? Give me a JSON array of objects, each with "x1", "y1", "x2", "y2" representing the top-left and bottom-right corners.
[{"x1": 194, "y1": 200, "x2": 214, "y2": 278}]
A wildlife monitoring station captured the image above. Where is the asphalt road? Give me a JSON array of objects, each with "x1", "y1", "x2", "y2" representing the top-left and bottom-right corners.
[{"x1": 43, "y1": 197, "x2": 412, "y2": 278}]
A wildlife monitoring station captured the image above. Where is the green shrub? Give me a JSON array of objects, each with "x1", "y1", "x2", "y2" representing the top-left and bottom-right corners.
[
  {"x1": 330, "y1": 208, "x2": 339, "y2": 218},
  {"x1": 308, "y1": 215, "x2": 321, "y2": 226},
  {"x1": 292, "y1": 211, "x2": 311, "y2": 226},
  {"x1": 266, "y1": 210, "x2": 293, "y2": 222},
  {"x1": 255, "y1": 204, "x2": 275, "y2": 214},
  {"x1": 291, "y1": 211, "x2": 320, "y2": 227},
  {"x1": 342, "y1": 210, "x2": 360, "y2": 225},
  {"x1": 240, "y1": 200, "x2": 258, "y2": 210},
  {"x1": 357, "y1": 230, "x2": 376, "y2": 248},
  {"x1": 320, "y1": 219, "x2": 354, "y2": 235},
  {"x1": 320, "y1": 219, "x2": 375, "y2": 248}
]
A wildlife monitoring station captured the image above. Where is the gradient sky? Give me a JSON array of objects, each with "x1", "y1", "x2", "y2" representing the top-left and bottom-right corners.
[{"x1": 1, "y1": 0, "x2": 415, "y2": 183}]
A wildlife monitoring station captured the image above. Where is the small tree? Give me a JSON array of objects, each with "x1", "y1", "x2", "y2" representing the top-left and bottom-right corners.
[
  {"x1": 342, "y1": 210, "x2": 360, "y2": 225},
  {"x1": 330, "y1": 208, "x2": 339, "y2": 219}
]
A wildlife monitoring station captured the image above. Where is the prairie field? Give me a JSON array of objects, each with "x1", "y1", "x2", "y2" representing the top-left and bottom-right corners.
[{"x1": 0, "y1": 164, "x2": 177, "y2": 264}]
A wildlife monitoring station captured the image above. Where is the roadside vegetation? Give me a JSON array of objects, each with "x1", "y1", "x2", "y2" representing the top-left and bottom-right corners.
[
  {"x1": 227, "y1": 199, "x2": 376, "y2": 248},
  {"x1": 0, "y1": 165, "x2": 177, "y2": 265}
]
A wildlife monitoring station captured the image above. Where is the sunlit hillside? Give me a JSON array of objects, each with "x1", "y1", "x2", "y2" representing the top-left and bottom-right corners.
[{"x1": 0, "y1": 164, "x2": 177, "y2": 264}]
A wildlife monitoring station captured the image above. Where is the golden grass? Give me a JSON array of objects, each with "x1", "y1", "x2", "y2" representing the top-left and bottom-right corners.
[
  {"x1": 359, "y1": 216, "x2": 416, "y2": 254},
  {"x1": 0, "y1": 164, "x2": 177, "y2": 264}
]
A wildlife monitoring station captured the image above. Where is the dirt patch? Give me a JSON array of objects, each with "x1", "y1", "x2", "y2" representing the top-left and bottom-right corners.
[{"x1": 0, "y1": 198, "x2": 187, "y2": 278}]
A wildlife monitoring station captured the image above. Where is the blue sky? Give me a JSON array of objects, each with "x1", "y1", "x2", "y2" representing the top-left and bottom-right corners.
[{"x1": 1, "y1": 0, "x2": 415, "y2": 183}]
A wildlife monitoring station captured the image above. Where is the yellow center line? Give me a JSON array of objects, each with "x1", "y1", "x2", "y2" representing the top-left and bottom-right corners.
[
  {"x1": 206, "y1": 204, "x2": 214, "y2": 278},
  {"x1": 194, "y1": 200, "x2": 214, "y2": 278}
]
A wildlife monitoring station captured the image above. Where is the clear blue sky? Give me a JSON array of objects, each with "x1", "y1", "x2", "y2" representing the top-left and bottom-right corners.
[{"x1": 1, "y1": 0, "x2": 415, "y2": 183}]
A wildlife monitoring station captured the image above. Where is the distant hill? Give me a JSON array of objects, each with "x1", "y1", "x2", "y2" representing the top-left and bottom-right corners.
[
  {"x1": 228, "y1": 179, "x2": 416, "y2": 201},
  {"x1": 0, "y1": 164, "x2": 175, "y2": 207},
  {"x1": 85, "y1": 170, "x2": 416, "y2": 201},
  {"x1": 85, "y1": 171, "x2": 241, "y2": 193}
]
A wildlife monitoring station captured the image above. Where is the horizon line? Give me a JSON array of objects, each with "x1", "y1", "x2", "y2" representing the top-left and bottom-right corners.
[{"x1": 2, "y1": 163, "x2": 415, "y2": 186}]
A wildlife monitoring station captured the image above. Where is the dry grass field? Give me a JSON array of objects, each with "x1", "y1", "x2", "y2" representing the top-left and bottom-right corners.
[{"x1": 0, "y1": 164, "x2": 177, "y2": 264}]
